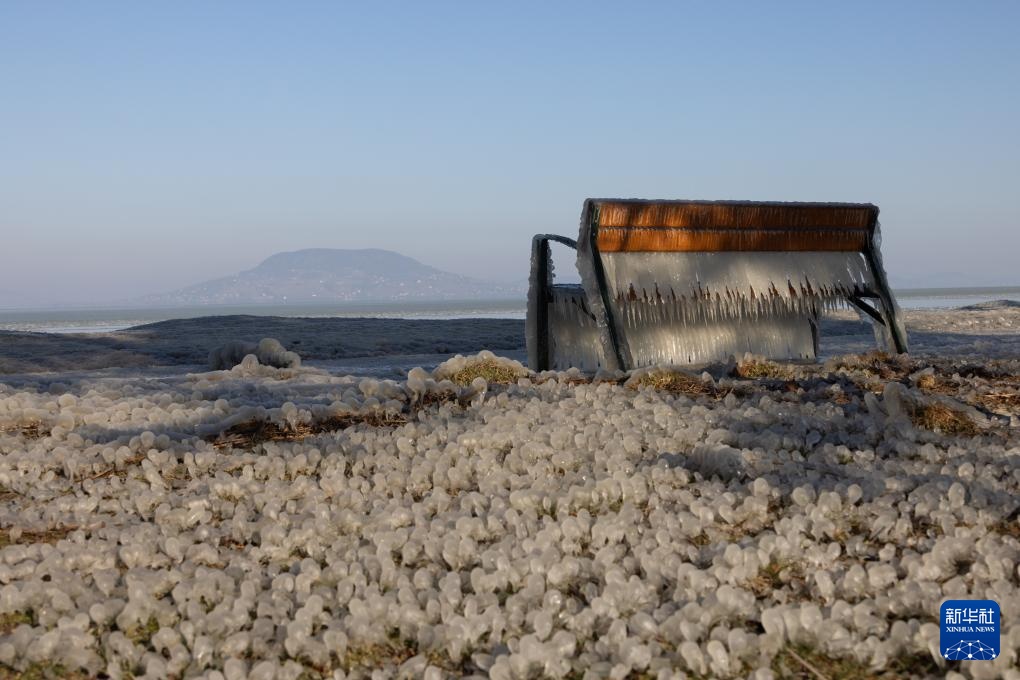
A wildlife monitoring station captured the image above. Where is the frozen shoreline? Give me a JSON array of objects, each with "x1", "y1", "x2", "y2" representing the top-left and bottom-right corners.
[
  {"x1": 0, "y1": 307, "x2": 1018, "y2": 677},
  {"x1": 1, "y1": 302, "x2": 1019, "y2": 378},
  {"x1": 0, "y1": 316, "x2": 526, "y2": 376}
]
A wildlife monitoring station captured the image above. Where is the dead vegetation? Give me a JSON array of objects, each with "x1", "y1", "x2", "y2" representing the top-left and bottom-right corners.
[
  {"x1": 280, "y1": 636, "x2": 460, "y2": 677},
  {"x1": 339, "y1": 642, "x2": 448, "y2": 674},
  {"x1": 0, "y1": 525, "x2": 79, "y2": 549},
  {"x1": 825, "y1": 353, "x2": 1020, "y2": 424},
  {"x1": 631, "y1": 370, "x2": 713, "y2": 396},
  {"x1": 125, "y1": 616, "x2": 161, "y2": 646},
  {"x1": 0, "y1": 612, "x2": 33, "y2": 635},
  {"x1": 990, "y1": 515, "x2": 1020, "y2": 540},
  {"x1": 770, "y1": 643, "x2": 941, "y2": 680},
  {"x1": 207, "y1": 413, "x2": 408, "y2": 450},
  {"x1": 914, "y1": 372, "x2": 962, "y2": 397},
  {"x1": 0, "y1": 421, "x2": 47, "y2": 439},
  {"x1": 734, "y1": 359, "x2": 791, "y2": 380},
  {"x1": 0, "y1": 662, "x2": 93, "y2": 680},
  {"x1": 537, "y1": 373, "x2": 593, "y2": 386},
  {"x1": 689, "y1": 533, "x2": 712, "y2": 547},
  {"x1": 977, "y1": 388, "x2": 1020, "y2": 415},
  {"x1": 909, "y1": 515, "x2": 945, "y2": 541},
  {"x1": 448, "y1": 359, "x2": 527, "y2": 386},
  {"x1": 909, "y1": 402, "x2": 979, "y2": 436},
  {"x1": 416, "y1": 389, "x2": 460, "y2": 409},
  {"x1": 78, "y1": 453, "x2": 147, "y2": 482},
  {"x1": 832, "y1": 351, "x2": 913, "y2": 381},
  {"x1": 831, "y1": 514, "x2": 871, "y2": 546},
  {"x1": 218, "y1": 535, "x2": 247, "y2": 551},
  {"x1": 746, "y1": 559, "x2": 806, "y2": 599}
]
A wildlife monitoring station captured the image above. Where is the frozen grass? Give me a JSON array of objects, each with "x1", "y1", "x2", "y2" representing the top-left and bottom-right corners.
[
  {"x1": 770, "y1": 643, "x2": 942, "y2": 680},
  {"x1": 982, "y1": 391, "x2": 1020, "y2": 412},
  {"x1": 0, "y1": 526, "x2": 78, "y2": 550},
  {"x1": 908, "y1": 402, "x2": 980, "y2": 436},
  {"x1": 448, "y1": 359, "x2": 525, "y2": 386},
  {"x1": 629, "y1": 370, "x2": 713, "y2": 397},
  {"x1": 0, "y1": 613, "x2": 33, "y2": 636},
  {"x1": 915, "y1": 373, "x2": 941, "y2": 392},
  {"x1": 977, "y1": 374, "x2": 1020, "y2": 416},
  {"x1": 992, "y1": 516, "x2": 1020, "y2": 540},
  {"x1": 124, "y1": 617, "x2": 161, "y2": 647},
  {"x1": 832, "y1": 350, "x2": 912, "y2": 380},
  {"x1": 734, "y1": 358, "x2": 791, "y2": 380},
  {"x1": 206, "y1": 412, "x2": 409, "y2": 450},
  {"x1": 0, "y1": 422, "x2": 43, "y2": 439},
  {"x1": 745, "y1": 559, "x2": 806, "y2": 600},
  {"x1": 0, "y1": 662, "x2": 91, "y2": 680},
  {"x1": 338, "y1": 639, "x2": 457, "y2": 675}
]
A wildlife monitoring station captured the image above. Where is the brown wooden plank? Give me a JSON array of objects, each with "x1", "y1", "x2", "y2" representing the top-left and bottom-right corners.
[
  {"x1": 594, "y1": 200, "x2": 876, "y2": 231},
  {"x1": 596, "y1": 227, "x2": 870, "y2": 252}
]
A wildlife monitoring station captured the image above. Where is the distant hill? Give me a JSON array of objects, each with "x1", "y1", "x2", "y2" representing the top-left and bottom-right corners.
[{"x1": 138, "y1": 249, "x2": 525, "y2": 306}]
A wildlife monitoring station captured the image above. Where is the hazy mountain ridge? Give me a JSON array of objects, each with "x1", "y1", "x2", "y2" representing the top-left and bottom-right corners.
[{"x1": 139, "y1": 249, "x2": 526, "y2": 306}]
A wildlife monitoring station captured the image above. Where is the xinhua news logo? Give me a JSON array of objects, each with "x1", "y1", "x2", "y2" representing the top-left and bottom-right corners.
[{"x1": 940, "y1": 600, "x2": 1000, "y2": 661}]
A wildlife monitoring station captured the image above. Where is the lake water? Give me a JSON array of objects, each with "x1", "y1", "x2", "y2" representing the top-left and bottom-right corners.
[
  {"x1": 892, "y1": 287, "x2": 1020, "y2": 309},
  {"x1": 0, "y1": 300, "x2": 529, "y2": 334},
  {"x1": 1, "y1": 287, "x2": 1018, "y2": 334}
]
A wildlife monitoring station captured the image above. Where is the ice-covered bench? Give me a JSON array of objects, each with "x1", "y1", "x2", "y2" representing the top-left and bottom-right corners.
[{"x1": 527, "y1": 199, "x2": 907, "y2": 371}]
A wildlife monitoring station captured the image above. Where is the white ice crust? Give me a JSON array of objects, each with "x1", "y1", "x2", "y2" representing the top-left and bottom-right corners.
[{"x1": 0, "y1": 346, "x2": 1018, "y2": 677}]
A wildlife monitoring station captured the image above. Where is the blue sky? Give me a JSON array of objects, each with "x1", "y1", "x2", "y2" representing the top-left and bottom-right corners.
[{"x1": 2, "y1": 1, "x2": 1018, "y2": 306}]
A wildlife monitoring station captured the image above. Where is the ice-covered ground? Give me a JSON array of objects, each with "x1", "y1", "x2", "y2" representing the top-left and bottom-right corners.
[
  {"x1": 0, "y1": 306, "x2": 1019, "y2": 678},
  {"x1": 0, "y1": 317, "x2": 526, "y2": 376}
]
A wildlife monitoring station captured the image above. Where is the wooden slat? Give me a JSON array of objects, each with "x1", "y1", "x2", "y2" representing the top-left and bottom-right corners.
[
  {"x1": 594, "y1": 200, "x2": 876, "y2": 231},
  {"x1": 596, "y1": 227, "x2": 870, "y2": 252}
]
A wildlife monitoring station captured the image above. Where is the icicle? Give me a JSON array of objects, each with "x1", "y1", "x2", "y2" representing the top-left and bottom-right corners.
[{"x1": 569, "y1": 238, "x2": 897, "y2": 368}]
